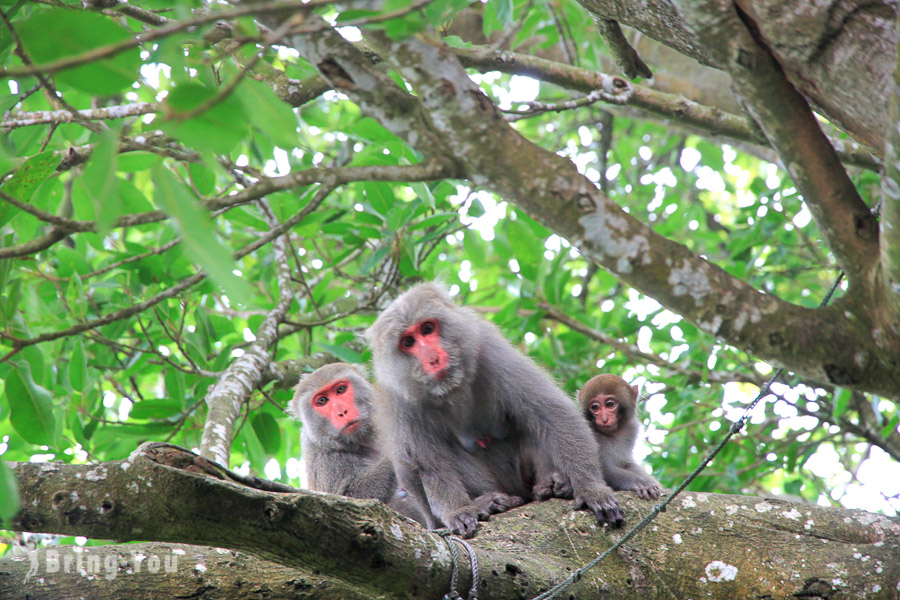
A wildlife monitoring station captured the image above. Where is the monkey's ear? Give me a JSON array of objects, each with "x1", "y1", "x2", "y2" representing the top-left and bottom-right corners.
[{"x1": 631, "y1": 383, "x2": 641, "y2": 401}]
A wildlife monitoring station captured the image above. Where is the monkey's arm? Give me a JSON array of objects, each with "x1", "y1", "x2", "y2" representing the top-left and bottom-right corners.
[
  {"x1": 491, "y1": 351, "x2": 624, "y2": 526},
  {"x1": 601, "y1": 460, "x2": 662, "y2": 500},
  {"x1": 338, "y1": 456, "x2": 398, "y2": 503}
]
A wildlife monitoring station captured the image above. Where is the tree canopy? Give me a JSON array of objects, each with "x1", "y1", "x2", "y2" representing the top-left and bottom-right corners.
[{"x1": 0, "y1": 0, "x2": 898, "y2": 598}]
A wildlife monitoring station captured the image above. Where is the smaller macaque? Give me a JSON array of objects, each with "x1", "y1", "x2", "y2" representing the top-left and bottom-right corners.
[
  {"x1": 579, "y1": 374, "x2": 662, "y2": 500},
  {"x1": 289, "y1": 363, "x2": 424, "y2": 522}
]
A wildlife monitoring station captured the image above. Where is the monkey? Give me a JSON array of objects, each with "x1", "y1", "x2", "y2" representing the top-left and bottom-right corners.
[
  {"x1": 289, "y1": 363, "x2": 425, "y2": 522},
  {"x1": 368, "y1": 282, "x2": 624, "y2": 538},
  {"x1": 579, "y1": 374, "x2": 662, "y2": 500},
  {"x1": 290, "y1": 363, "x2": 514, "y2": 526}
]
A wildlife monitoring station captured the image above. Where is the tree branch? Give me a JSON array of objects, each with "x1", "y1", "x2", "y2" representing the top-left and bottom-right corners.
[
  {"x1": 449, "y1": 44, "x2": 880, "y2": 170},
  {"x1": 6, "y1": 445, "x2": 900, "y2": 599},
  {"x1": 0, "y1": 543, "x2": 369, "y2": 600},
  {"x1": 341, "y1": 34, "x2": 897, "y2": 397},
  {"x1": 198, "y1": 199, "x2": 295, "y2": 465},
  {"x1": 670, "y1": 0, "x2": 878, "y2": 285}
]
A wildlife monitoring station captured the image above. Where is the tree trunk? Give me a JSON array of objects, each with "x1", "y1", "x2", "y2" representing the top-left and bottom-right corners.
[{"x1": 2, "y1": 444, "x2": 898, "y2": 599}]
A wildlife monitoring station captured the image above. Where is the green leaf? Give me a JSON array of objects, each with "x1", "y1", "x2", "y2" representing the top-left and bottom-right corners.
[
  {"x1": 5, "y1": 362, "x2": 58, "y2": 446},
  {"x1": 484, "y1": 0, "x2": 514, "y2": 37},
  {"x1": 0, "y1": 462, "x2": 20, "y2": 524},
  {"x1": 386, "y1": 199, "x2": 421, "y2": 231},
  {"x1": 364, "y1": 182, "x2": 395, "y2": 215},
  {"x1": 118, "y1": 152, "x2": 162, "y2": 173},
  {"x1": 55, "y1": 246, "x2": 91, "y2": 277},
  {"x1": 409, "y1": 212, "x2": 458, "y2": 231},
  {"x1": 0, "y1": 151, "x2": 59, "y2": 228},
  {"x1": 193, "y1": 309, "x2": 214, "y2": 354},
  {"x1": 152, "y1": 167, "x2": 251, "y2": 305},
  {"x1": 348, "y1": 117, "x2": 399, "y2": 144},
  {"x1": 360, "y1": 245, "x2": 391, "y2": 275},
  {"x1": 164, "y1": 368, "x2": 187, "y2": 406},
  {"x1": 160, "y1": 84, "x2": 247, "y2": 154},
  {"x1": 69, "y1": 339, "x2": 87, "y2": 393},
  {"x1": 881, "y1": 414, "x2": 899, "y2": 438},
  {"x1": 318, "y1": 342, "x2": 364, "y2": 364},
  {"x1": 189, "y1": 163, "x2": 216, "y2": 196},
  {"x1": 129, "y1": 399, "x2": 183, "y2": 420},
  {"x1": 251, "y1": 412, "x2": 281, "y2": 455},
  {"x1": 17, "y1": 11, "x2": 140, "y2": 95},
  {"x1": 78, "y1": 130, "x2": 120, "y2": 237},
  {"x1": 832, "y1": 387, "x2": 851, "y2": 419},
  {"x1": 507, "y1": 217, "x2": 542, "y2": 278},
  {"x1": 235, "y1": 78, "x2": 299, "y2": 149}
]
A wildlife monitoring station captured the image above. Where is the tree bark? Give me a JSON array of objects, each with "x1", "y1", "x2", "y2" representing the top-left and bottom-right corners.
[
  {"x1": 3, "y1": 444, "x2": 899, "y2": 599},
  {"x1": 0, "y1": 543, "x2": 369, "y2": 600},
  {"x1": 575, "y1": 0, "x2": 897, "y2": 152}
]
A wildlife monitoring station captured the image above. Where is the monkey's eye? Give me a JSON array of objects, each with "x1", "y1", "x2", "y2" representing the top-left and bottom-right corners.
[
  {"x1": 590, "y1": 402, "x2": 601, "y2": 413},
  {"x1": 605, "y1": 400, "x2": 617, "y2": 409},
  {"x1": 315, "y1": 396, "x2": 329, "y2": 407},
  {"x1": 401, "y1": 335, "x2": 416, "y2": 348},
  {"x1": 420, "y1": 321, "x2": 436, "y2": 335},
  {"x1": 336, "y1": 384, "x2": 347, "y2": 394}
]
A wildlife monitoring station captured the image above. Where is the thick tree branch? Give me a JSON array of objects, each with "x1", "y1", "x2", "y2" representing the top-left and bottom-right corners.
[
  {"x1": 329, "y1": 34, "x2": 898, "y2": 397},
  {"x1": 670, "y1": 0, "x2": 878, "y2": 286},
  {"x1": 880, "y1": 16, "x2": 900, "y2": 314},
  {"x1": 574, "y1": 0, "x2": 894, "y2": 153},
  {"x1": 6, "y1": 447, "x2": 900, "y2": 599},
  {"x1": 0, "y1": 543, "x2": 369, "y2": 600},
  {"x1": 595, "y1": 18, "x2": 652, "y2": 79}
]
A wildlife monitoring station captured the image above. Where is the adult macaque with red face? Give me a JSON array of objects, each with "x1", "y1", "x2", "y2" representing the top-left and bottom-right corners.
[
  {"x1": 369, "y1": 282, "x2": 623, "y2": 538},
  {"x1": 579, "y1": 374, "x2": 662, "y2": 500},
  {"x1": 290, "y1": 363, "x2": 421, "y2": 519},
  {"x1": 290, "y1": 363, "x2": 514, "y2": 526}
]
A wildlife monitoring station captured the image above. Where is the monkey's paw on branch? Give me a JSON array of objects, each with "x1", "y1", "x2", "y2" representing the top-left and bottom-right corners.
[
  {"x1": 447, "y1": 492, "x2": 526, "y2": 538},
  {"x1": 447, "y1": 508, "x2": 480, "y2": 538},
  {"x1": 473, "y1": 492, "x2": 526, "y2": 518},
  {"x1": 532, "y1": 471, "x2": 574, "y2": 501},
  {"x1": 630, "y1": 482, "x2": 663, "y2": 501},
  {"x1": 574, "y1": 489, "x2": 625, "y2": 527}
]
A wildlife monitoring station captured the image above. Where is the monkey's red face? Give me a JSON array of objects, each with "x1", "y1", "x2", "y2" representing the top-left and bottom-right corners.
[
  {"x1": 588, "y1": 394, "x2": 619, "y2": 435},
  {"x1": 311, "y1": 380, "x2": 361, "y2": 434},
  {"x1": 399, "y1": 319, "x2": 450, "y2": 380}
]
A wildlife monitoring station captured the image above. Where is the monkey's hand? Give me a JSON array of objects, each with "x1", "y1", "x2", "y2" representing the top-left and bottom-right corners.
[
  {"x1": 476, "y1": 492, "x2": 525, "y2": 518},
  {"x1": 532, "y1": 472, "x2": 574, "y2": 500},
  {"x1": 446, "y1": 508, "x2": 480, "y2": 539},
  {"x1": 573, "y1": 488, "x2": 624, "y2": 527},
  {"x1": 631, "y1": 481, "x2": 662, "y2": 500}
]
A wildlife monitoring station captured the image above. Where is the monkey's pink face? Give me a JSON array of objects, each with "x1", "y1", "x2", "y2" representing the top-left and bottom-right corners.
[
  {"x1": 311, "y1": 380, "x2": 361, "y2": 434},
  {"x1": 398, "y1": 319, "x2": 450, "y2": 380},
  {"x1": 588, "y1": 394, "x2": 619, "y2": 435}
]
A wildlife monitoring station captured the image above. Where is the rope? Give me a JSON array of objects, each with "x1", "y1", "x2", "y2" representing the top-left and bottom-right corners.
[
  {"x1": 438, "y1": 529, "x2": 480, "y2": 600},
  {"x1": 531, "y1": 271, "x2": 847, "y2": 600}
]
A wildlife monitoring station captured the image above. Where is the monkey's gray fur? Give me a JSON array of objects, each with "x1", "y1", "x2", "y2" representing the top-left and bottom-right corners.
[
  {"x1": 368, "y1": 282, "x2": 623, "y2": 537},
  {"x1": 579, "y1": 374, "x2": 662, "y2": 500},
  {"x1": 290, "y1": 363, "x2": 424, "y2": 522}
]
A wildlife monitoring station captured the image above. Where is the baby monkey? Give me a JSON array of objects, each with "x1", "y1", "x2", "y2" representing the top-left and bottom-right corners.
[{"x1": 579, "y1": 374, "x2": 662, "y2": 500}]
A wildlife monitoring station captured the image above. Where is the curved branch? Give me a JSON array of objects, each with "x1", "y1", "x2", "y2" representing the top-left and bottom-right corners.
[
  {"x1": 198, "y1": 199, "x2": 295, "y2": 465},
  {"x1": 450, "y1": 44, "x2": 880, "y2": 170},
  {"x1": 671, "y1": 0, "x2": 878, "y2": 285},
  {"x1": 284, "y1": 26, "x2": 900, "y2": 397},
  {"x1": 6, "y1": 447, "x2": 900, "y2": 599}
]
